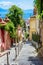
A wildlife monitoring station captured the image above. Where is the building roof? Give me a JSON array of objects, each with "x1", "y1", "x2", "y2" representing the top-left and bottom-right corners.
[
  {"x1": 0, "y1": 18, "x2": 6, "y2": 25},
  {"x1": 4, "y1": 17, "x2": 9, "y2": 22}
]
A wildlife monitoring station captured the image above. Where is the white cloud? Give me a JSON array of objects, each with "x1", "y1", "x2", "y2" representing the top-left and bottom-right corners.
[
  {"x1": 0, "y1": 0, "x2": 34, "y2": 10},
  {"x1": 0, "y1": 1, "x2": 14, "y2": 9},
  {"x1": 17, "y1": 2, "x2": 34, "y2": 10}
]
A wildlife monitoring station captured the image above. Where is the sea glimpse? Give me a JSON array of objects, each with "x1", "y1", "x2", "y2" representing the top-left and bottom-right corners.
[
  {"x1": 23, "y1": 9, "x2": 33, "y2": 19},
  {"x1": 0, "y1": 8, "x2": 33, "y2": 19}
]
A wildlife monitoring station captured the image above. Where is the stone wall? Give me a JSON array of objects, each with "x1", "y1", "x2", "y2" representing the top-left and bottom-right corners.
[{"x1": 40, "y1": 20, "x2": 43, "y2": 46}]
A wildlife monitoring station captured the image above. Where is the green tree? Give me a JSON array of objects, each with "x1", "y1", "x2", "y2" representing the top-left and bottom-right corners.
[
  {"x1": 0, "y1": 20, "x2": 15, "y2": 39},
  {"x1": 34, "y1": 0, "x2": 41, "y2": 14},
  {"x1": 6, "y1": 5, "x2": 24, "y2": 27},
  {"x1": 34, "y1": 0, "x2": 43, "y2": 18},
  {"x1": 4, "y1": 20, "x2": 15, "y2": 38}
]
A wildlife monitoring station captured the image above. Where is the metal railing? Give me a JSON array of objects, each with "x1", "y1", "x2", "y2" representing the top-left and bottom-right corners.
[{"x1": 0, "y1": 41, "x2": 24, "y2": 65}]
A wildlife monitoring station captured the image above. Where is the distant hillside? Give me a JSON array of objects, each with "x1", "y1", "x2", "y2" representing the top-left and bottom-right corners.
[
  {"x1": 0, "y1": 8, "x2": 8, "y2": 18},
  {"x1": 23, "y1": 9, "x2": 33, "y2": 19},
  {"x1": 23, "y1": 9, "x2": 33, "y2": 13},
  {"x1": 0, "y1": 8, "x2": 33, "y2": 19},
  {"x1": 0, "y1": 8, "x2": 8, "y2": 12}
]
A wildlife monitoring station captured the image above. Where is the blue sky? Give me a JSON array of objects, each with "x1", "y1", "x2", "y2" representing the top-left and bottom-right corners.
[{"x1": 0, "y1": 0, "x2": 34, "y2": 10}]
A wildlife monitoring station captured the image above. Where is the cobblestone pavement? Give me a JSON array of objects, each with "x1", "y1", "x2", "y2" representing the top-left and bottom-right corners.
[
  {"x1": 0, "y1": 41, "x2": 43, "y2": 65},
  {"x1": 16, "y1": 41, "x2": 43, "y2": 65}
]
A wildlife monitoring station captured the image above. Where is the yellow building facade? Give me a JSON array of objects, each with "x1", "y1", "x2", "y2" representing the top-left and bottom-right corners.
[{"x1": 29, "y1": 16, "x2": 39, "y2": 40}]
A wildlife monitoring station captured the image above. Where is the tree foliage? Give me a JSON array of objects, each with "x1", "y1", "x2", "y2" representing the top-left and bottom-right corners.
[
  {"x1": 6, "y1": 5, "x2": 24, "y2": 27},
  {"x1": 34, "y1": 0, "x2": 41, "y2": 14},
  {"x1": 0, "y1": 20, "x2": 16, "y2": 38},
  {"x1": 5, "y1": 20, "x2": 15, "y2": 38},
  {"x1": 34, "y1": 0, "x2": 43, "y2": 19},
  {"x1": 32, "y1": 33, "x2": 40, "y2": 43}
]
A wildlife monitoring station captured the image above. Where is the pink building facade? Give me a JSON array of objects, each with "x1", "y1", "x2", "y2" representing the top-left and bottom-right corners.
[{"x1": 0, "y1": 18, "x2": 11, "y2": 52}]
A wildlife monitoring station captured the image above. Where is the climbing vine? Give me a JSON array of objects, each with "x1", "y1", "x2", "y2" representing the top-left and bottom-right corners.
[
  {"x1": 34, "y1": 0, "x2": 41, "y2": 14},
  {"x1": 34, "y1": 0, "x2": 43, "y2": 19}
]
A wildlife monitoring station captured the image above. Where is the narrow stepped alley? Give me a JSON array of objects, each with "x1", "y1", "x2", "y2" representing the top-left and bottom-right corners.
[
  {"x1": 0, "y1": 41, "x2": 43, "y2": 65},
  {"x1": 16, "y1": 41, "x2": 43, "y2": 65}
]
